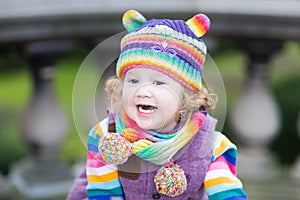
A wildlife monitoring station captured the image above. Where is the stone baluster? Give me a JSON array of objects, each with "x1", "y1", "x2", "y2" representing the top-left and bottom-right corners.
[
  {"x1": 230, "y1": 40, "x2": 282, "y2": 180},
  {"x1": 9, "y1": 41, "x2": 74, "y2": 199},
  {"x1": 0, "y1": 172, "x2": 11, "y2": 200},
  {"x1": 291, "y1": 111, "x2": 300, "y2": 180}
]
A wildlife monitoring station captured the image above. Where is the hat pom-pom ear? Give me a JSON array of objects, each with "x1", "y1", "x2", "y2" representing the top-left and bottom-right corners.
[
  {"x1": 186, "y1": 14, "x2": 210, "y2": 38},
  {"x1": 122, "y1": 10, "x2": 147, "y2": 32}
]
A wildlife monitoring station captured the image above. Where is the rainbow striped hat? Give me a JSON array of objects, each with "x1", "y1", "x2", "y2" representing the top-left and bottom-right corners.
[{"x1": 116, "y1": 10, "x2": 210, "y2": 92}]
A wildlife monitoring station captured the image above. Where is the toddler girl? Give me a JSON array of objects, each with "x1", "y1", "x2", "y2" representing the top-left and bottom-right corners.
[{"x1": 68, "y1": 9, "x2": 247, "y2": 200}]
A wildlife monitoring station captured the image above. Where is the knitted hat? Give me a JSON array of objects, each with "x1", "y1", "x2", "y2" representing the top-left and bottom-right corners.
[{"x1": 116, "y1": 10, "x2": 210, "y2": 92}]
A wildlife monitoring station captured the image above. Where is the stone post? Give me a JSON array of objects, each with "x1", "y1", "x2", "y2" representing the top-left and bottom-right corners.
[
  {"x1": 9, "y1": 41, "x2": 74, "y2": 199},
  {"x1": 0, "y1": 172, "x2": 11, "y2": 200},
  {"x1": 231, "y1": 40, "x2": 282, "y2": 180}
]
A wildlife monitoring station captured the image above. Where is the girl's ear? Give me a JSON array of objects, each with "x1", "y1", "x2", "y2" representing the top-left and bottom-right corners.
[
  {"x1": 186, "y1": 14, "x2": 210, "y2": 38},
  {"x1": 122, "y1": 10, "x2": 147, "y2": 32}
]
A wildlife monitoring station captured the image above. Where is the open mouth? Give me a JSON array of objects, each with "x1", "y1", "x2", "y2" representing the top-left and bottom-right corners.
[{"x1": 136, "y1": 104, "x2": 158, "y2": 114}]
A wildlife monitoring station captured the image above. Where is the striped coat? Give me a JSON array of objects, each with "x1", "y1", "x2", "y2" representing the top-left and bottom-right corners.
[{"x1": 84, "y1": 116, "x2": 247, "y2": 200}]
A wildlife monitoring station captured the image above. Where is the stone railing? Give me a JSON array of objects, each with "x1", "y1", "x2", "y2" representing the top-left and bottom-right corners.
[{"x1": 1, "y1": 0, "x2": 300, "y2": 199}]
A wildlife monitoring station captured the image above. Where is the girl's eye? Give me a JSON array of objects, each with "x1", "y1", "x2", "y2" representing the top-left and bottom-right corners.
[
  {"x1": 129, "y1": 79, "x2": 139, "y2": 84},
  {"x1": 153, "y1": 81, "x2": 165, "y2": 85}
]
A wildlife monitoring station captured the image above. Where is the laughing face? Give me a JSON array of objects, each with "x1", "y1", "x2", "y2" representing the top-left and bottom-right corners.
[{"x1": 122, "y1": 68, "x2": 184, "y2": 133}]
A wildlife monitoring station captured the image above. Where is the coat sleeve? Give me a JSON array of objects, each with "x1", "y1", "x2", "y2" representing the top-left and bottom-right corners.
[
  {"x1": 204, "y1": 131, "x2": 248, "y2": 200},
  {"x1": 86, "y1": 119, "x2": 124, "y2": 200},
  {"x1": 67, "y1": 168, "x2": 88, "y2": 200}
]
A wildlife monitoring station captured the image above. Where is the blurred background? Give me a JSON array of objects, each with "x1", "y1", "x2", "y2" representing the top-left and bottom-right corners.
[{"x1": 0, "y1": 0, "x2": 300, "y2": 199}]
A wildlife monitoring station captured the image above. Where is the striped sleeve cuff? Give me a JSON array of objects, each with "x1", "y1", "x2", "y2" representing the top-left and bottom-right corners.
[{"x1": 205, "y1": 131, "x2": 248, "y2": 199}]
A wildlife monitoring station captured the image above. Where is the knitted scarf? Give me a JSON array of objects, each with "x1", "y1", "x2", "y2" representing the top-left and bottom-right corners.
[
  {"x1": 96, "y1": 110, "x2": 207, "y2": 197},
  {"x1": 113, "y1": 110, "x2": 206, "y2": 165}
]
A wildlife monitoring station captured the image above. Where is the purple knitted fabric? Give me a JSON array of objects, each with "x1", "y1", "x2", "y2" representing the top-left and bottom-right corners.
[
  {"x1": 137, "y1": 19, "x2": 204, "y2": 42},
  {"x1": 67, "y1": 169, "x2": 88, "y2": 200}
]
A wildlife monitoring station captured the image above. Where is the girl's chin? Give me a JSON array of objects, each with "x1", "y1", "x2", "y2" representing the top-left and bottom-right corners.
[
  {"x1": 135, "y1": 120, "x2": 156, "y2": 130},
  {"x1": 128, "y1": 110, "x2": 172, "y2": 132},
  {"x1": 136, "y1": 120, "x2": 171, "y2": 132}
]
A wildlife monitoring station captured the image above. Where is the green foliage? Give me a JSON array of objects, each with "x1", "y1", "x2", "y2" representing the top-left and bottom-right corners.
[
  {"x1": 0, "y1": 111, "x2": 27, "y2": 174},
  {"x1": 270, "y1": 76, "x2": 300, "y2": 164},
  {"x1": 269, "y1": 42, "x2": 300, "y2": 165},
  {"x1": 0, "y1": 67, "x2": 29, "y2": 174}
]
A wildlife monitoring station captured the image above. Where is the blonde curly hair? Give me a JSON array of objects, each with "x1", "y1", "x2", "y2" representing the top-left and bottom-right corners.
[{"x1": 105, "y1": 76, "x2": 217, "y2": 119}]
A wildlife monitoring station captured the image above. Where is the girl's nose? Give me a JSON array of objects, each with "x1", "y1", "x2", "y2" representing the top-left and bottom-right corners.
[{"x1": 136, "y1": 85, "x2": 152, "y2": 98}]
